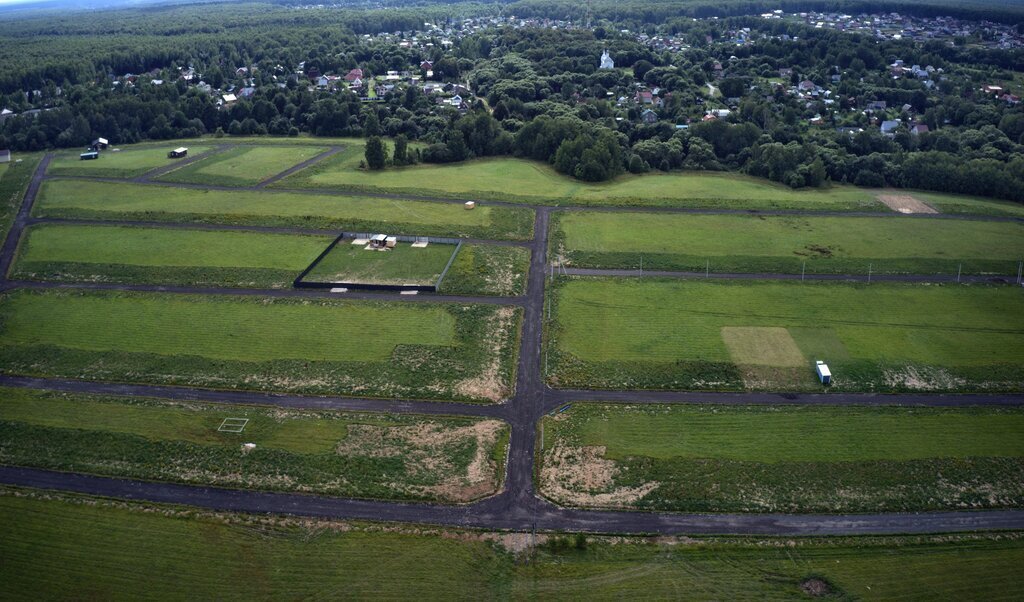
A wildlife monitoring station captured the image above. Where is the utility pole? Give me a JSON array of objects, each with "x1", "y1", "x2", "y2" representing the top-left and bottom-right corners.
[
  {"x1": 706, "y1": 259, "x2": 710, "y2": 278},
  {"x1": 802, "y1": 261, "x2": 805, "y2": 282},
  {"x1": 1017, "y1": 260, "x2": 1022, "y2": 285},
  {"x1": 957, "y1": 262, "x2": 962, "y2": 284},
  {"x1": 639, "y1": 254, "x2": 643, "y2": 277},
  {"x1": 868, "y1": 263, "x2": 872, "y2": 284}
]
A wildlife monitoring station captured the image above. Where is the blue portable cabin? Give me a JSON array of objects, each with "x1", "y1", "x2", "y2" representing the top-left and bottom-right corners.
[{"x1": 80, "y1": 151, "x2": 99, "y2": 160}]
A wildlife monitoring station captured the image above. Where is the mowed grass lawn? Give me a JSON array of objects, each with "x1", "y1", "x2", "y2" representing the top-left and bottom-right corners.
[
  {"x1": 555, "y1": 211, "x2": 1024, "y2": 275},
  {"x1": 539, "y1": 403, "x2": 1024, "y2": 512},
  {"x1": 158, "y1": 145, "x2": 327, "y2": 186},
  {"x1": 34, "y1": 179, "x2": 534, "y2": 240},
  {"x1": 549, "y1": 278, "x2": 1024, "y2": 392},
  {"x1": 0, "y1": 388, "x2": 508, "y2": 502},
  {"x1": 12, "y1": 223, "x2": 330, "y2": 288},
  {"x1": 0, "y1": 289, "x2": 522, "y2": 402},
  {"x1": 284, "y1": 148, "x2": 883, "y2": 210},
  {"x1": 305, "y1": 240, "x2": 457, "y2": 286},
  {"x1": 46, "y1": 145, "x2": 214, "y2": 178},
  {"x1": 5, "y1": 493, "x2": 1024, "y2": 600}
]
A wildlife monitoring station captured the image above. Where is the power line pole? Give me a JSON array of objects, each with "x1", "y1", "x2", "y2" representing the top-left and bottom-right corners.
[{"x1": 868, "y1": 263, "x2": 872, "y2": 284}]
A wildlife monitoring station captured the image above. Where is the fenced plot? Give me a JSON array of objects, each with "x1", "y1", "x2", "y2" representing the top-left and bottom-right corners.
[{"x1": 296, "y1": 235, "x2": 461, "y2": 292}]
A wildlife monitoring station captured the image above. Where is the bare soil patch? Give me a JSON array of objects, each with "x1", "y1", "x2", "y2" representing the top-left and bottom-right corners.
[
  {"x1": 540, "y1": 444, "x2": 658, "y2": 508},
  {"x1": 335, "y1": 419, "x2": 506, "y2": 503},
  {"x1": 878, "y1": 194, "x2": 938, "y2": 214},
  {"x1": 800, "y1": 577, "x2": 835, "y2": 597},
  {"x1": 455, "y1": 306, "x2": 516, "y2": 402}
]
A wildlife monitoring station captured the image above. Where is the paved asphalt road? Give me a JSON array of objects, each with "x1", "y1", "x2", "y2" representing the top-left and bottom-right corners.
[{"x1": 2, "y1": 150, "x2": 1024, "y2": 535}]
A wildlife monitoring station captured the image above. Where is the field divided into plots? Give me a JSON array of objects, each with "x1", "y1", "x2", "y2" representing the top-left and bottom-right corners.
[
  {"x1": 538, "y1": 403, "x2": 1024, "y2": 512},
  {"x1": 46, "y1": 145, "x2": 215, "y2": 179},
  {"x1": 157, "y1": 144, "x2": 327, "y2": 186}
]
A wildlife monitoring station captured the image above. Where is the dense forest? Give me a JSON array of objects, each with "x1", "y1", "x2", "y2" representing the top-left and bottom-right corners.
[{"x1": 1, "y1": 0, "x2": 1023, "y2": 202}]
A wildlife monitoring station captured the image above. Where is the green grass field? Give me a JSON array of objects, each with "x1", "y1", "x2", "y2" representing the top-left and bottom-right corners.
[
  {"x1": 0, "y1": 388, "x2": 507, "y2": 502},
  {"x1": 158, "y1": 145, "x2": 327, "y2": 186},
  {"x1": 34, "y1": 179, "x2": 534, "y2": 240},
  {"x1": 304, "y1": 239, "x2": 457, "y2": 286},
  {"x1": 554, "y1": 212, "x2": 1024, "y2": 275},
  {"x1": 46, "y1": 145, "x2": 214, "y2": 179},
  {"x1": 4, "y1": 491, "x2": 1024, "y2": 599},
  {"x1": 539, "y1": 403, "x2": 1024, "y2": 512},
  {"x1": 914, "y1": 191, "x2": 1024, "y2": 217},
  {"x1": 0, "y1": 153, "x2": 42, "y2": 251},
  {"x1": 11, "y1": 223, "x2": 331, "y2": 288},
  {"x1": 548, "y1": 278, "x2": 1024, "y2": 392},
  {"x1": 0, "y1": 289, "x2": 521, "y2": 402},
  {"x1": 438, "y1": 243, "x2": 530, "y2": 297},
  {"x1": 282, "y1": 148, "x2": 885, "y2": 210}
]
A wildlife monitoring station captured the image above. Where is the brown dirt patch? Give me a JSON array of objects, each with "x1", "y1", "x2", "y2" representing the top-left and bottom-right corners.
[
  {"x1": 539, "y1": 445, "x2": 658, "y2": 508},
  {"x1": 878, "y1": 194, "x2": 938, "y2": 214},
  {"x1": 800, "y1": 577, "x2": 835, "y2": 597},
  {"x1": 335, "y1": 419, "x2": 506, "y2": 503}
]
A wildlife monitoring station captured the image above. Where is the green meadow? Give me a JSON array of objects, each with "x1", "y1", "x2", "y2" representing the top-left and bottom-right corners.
[
  {"x1": 539, "y1": 403, "x2": 1024, "y2": 512},
  {"x1": 47, "y1": 145, "x2": 214, "y2": 179},
  {"x1": 158, "y1": 144, "x2": 327, "y2": 186},
  {"x1": 554, "y1": 211, "x2": 1024, "y2": 275},
  {"x1": 0, "y1": 388, "x2": 507, "y2": 503},
  {"x1": 548, "y1": 278, "x2": 1024, "y2": 392},
  {"x1": 0, "y1": 289, "x2": 521, "y2": 402},
  {"x1": 33, "y1": 179, "x2": 534, "y2": 240},
  {"x1": 283, "y1": 148, "x2": 883, "y2": 210},
  {"x1": 12, "y1": 223, "x2": 330, "y2": 288},
  {"x1": 4, "y1": 491, "x2": 1024, "y2": 600}
]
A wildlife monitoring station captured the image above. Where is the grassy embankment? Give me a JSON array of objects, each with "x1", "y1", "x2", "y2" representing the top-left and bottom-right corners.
[
  {"x1": 553, "y1": 211, "x2": 1024, "y2": 275},
  {"x1": 33, "y1": 179, "x2": 534, "y2": 240},
  {"x1": 0, "y1": 288, "x2": 522, "y2": 402},
  {"x1": 3, "y1": 491, "x2": 1024, "y2": 599},
  {"x1": 538, "y1": 403, "x2": 1024, "y2": 513},
  {"x1": 0, "y1": 388, "x2": 508, "y2": 503},
  {"x1": 547, "y1": 278, "x2": 1024, "y2": 392}
]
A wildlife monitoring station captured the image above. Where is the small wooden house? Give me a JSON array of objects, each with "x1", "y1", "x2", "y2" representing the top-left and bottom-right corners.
[
  {"x1": 168, "y1": 147, "x2": 188, "y2": 158},
  {"x1": 90, "y1": 137, "x2": 109, "y2": 151}
]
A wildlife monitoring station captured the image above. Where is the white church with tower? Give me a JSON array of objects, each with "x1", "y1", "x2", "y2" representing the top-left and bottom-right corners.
[{"x1": 599, "y1": 50, "x2": 614, "y2": 70}]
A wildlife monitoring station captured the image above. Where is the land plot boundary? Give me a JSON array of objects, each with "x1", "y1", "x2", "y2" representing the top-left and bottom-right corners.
[{"x1": 294, "y1": 233, "x2": 462, "y2": 292}]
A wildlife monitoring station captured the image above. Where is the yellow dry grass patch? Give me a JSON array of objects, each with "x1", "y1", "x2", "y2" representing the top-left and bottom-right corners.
[{"x1": 722, "y1": 327, "x2": 806, "y2": 367}]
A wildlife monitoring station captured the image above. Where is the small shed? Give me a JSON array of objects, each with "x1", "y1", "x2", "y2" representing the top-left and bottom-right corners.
[
  {"x1": 80, "y1": 151, "x2": 99, "y2": 160},
  {"x1": 0, "y1": 149, "x2": 10, "y2": 163},
  {"x1": 815, "y1": 360, "x2": 831, "y2": 385},
  {"x1": 369, "y1": 234, "x2": 396, "y2": 249},
  {"x1": 168, "y1": 147, "x2": 188, "y2": 158},
  {"x1": 91, "y1": 137, "x2": 109, "y2": 151},
  {"x1": 464, "y1": 201, "x2": 476, "y2": 210}
]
